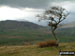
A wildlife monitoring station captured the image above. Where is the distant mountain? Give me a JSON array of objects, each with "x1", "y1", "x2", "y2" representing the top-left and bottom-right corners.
[
  {"x1": 60, "y1": 21, "x2": 75, "y2": 28},
  {"x1": 0, "y1": 20, "x2": 43, "y2": 30}
]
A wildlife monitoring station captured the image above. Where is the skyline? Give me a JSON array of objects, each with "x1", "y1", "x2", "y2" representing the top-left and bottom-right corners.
[{"x1": 0, "y1": 0, "x2": 75, "y2": 26}]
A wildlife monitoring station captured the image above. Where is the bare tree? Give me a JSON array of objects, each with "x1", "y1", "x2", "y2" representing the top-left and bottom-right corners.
[{"x1": 37, "y1": 6, "x2": 69, "y2": 44}]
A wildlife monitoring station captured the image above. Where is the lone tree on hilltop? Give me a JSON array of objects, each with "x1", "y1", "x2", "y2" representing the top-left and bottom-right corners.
[{"x1": 37, "y1": 6, "x2": 69, "y2": 45}]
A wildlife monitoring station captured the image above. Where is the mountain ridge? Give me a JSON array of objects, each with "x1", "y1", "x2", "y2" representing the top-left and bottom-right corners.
[{"x1": 0, "y1": 20, "x2": 43, "y2": 30}]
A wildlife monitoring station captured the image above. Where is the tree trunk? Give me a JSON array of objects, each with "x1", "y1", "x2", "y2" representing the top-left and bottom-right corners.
[
  {"x1": 52, "y1": 29, "x2": 57, "y2": 40},
  {"x1": 51, "y1": 27, "x2": 59, "y2": 47}
]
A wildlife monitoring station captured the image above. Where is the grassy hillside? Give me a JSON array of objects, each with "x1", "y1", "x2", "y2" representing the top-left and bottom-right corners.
[
  {"x1": 0, "y1": 20, "x2": 75, "y2": 56},
  {"x1": 0, "y1": 28, "x2": 75, "y2": 45},
  {"x1": 0, "y1": 20, "x2": 75, "y2": 45},
  {"x1": 0, "y1": 43, "x2": 75, "y2": 56}
]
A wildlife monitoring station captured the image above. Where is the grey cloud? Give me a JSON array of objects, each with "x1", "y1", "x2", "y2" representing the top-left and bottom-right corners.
[
  {"x1": 1, "y1": 0, "x2": 71, "y2": 8},
  {"x1": 0, "y1": 0, "x2": 53, "y2": 8},
  {"x1": 0, "y1": 0, "x2": 74, "y2": 8}
]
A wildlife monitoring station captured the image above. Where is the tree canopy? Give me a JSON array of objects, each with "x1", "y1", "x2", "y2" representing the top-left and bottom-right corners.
[{"x1": 37, "y1": 6, "x2": 69, "y2": 41}]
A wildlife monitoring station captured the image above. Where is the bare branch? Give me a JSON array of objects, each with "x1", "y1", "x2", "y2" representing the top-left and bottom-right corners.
[{"x1": 36, "y1": 6, "x2": 69, "y2": 41}]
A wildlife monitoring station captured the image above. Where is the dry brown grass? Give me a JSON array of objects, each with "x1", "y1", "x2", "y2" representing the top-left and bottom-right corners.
[{"x1": 0, "y1": 42, "x2": 74, "y2": 56}]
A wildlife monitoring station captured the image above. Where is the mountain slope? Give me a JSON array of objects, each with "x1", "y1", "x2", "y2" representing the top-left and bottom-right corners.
[
  {"x1": 0, "y1": 20, "x2": 43, "y2": 30},
  {"x1": 60, "y1": 21, "x2": 75, "y2": 28}
]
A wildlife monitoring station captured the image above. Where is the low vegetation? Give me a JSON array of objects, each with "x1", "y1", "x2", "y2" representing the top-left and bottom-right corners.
[
  {"x1": 0, "y1": 42, "x2": 75, "y2": 56},
  {"x1": 38, "y1": 40, "x2": 58, "y2": 48}
]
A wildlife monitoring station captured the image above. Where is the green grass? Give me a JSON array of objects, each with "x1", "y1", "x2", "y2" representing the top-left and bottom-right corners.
[{"x1": 0, "y1": 29, "x2": 75, "y2": 45}]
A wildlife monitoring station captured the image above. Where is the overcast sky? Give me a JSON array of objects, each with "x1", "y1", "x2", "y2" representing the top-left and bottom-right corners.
[{"x1": 0, "y1": 0, "x2": 75, "y2": 26}]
